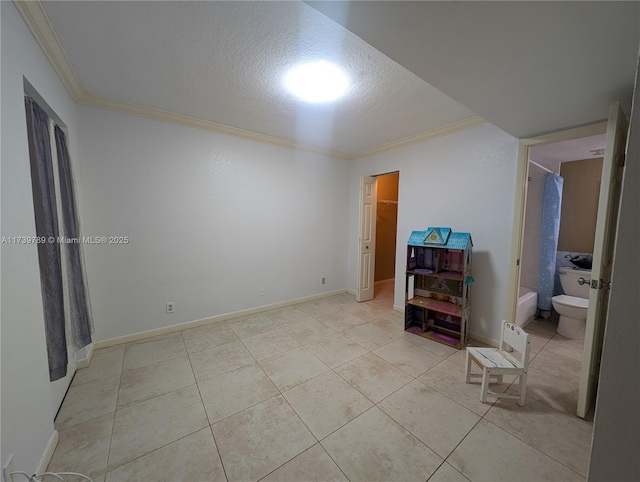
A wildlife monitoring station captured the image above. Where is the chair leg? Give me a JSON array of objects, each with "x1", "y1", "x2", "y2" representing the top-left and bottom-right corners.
[
  {"x1": 518, "y1": 370, "x2": 528, "y2": 406},
  {"x1": 465, "y1": 350, "x2": 471, "y2": 384},
  {"x1": 481, "y1": 368, "x2": 490, "y2": 403}
]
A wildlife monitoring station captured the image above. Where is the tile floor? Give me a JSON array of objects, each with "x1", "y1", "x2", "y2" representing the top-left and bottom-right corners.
[{"x1": 49, "y1": 283, "x2": 592, "y2": 481}]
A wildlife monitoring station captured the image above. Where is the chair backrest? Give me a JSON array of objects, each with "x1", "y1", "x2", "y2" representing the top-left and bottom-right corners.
[{"x1": 499, "y1": 321, "x2": 530, "y2": 368}]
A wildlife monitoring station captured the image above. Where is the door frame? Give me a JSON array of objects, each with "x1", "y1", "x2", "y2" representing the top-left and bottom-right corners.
[
  {"x1": 505, "y1": 122, "x2": 607, "y2": 323},
  {"x1": 356, "y1": 171, "x2": 400, "y2": 303}
]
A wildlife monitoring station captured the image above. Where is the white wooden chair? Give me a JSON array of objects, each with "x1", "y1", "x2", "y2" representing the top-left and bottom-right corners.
[{"x1": 465, "y1": 320, "x2": 531, "y2": 406}]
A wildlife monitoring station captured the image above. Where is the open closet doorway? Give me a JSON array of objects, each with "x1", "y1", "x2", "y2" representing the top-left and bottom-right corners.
[
  {"x1": 356, "y1": 172, "x2": 399, "y2": 304},
  {"x1": 374, "y1": 172, "x2": 399, "y2": 304}
]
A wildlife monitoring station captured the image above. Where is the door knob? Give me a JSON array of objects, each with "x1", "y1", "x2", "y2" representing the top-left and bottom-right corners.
[{"x1": 578, "y1": 277, "x2": 590, "y2": 286}]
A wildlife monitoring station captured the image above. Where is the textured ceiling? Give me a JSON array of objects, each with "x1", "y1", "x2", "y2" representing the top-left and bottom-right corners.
[
  {"x1": 308, "y1": 1, "x2": 640, "y2": 139},
  {"x1": 530, "y1": 135, "x2": 607, "y2": 170},
  {"x1": 41, "y1": 1, "x2": 477, "y2": 157}
]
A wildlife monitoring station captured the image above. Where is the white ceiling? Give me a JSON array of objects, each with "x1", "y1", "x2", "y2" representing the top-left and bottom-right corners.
[
  {"x1": 307, "y1": 0, "x2": 640, "y2": 138},
  {"x1": 40, "y1": 0, "x2": 476, "y2": 157},
  {"x1": 530, "y1": 133, "x2": 607, "y2": 171},
  {"x1": 37, "y1": 1, "x2": 640, "y2": 157}
]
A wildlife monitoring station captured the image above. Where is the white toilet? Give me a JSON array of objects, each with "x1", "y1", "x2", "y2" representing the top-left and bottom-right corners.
[{"x1": 551, "y1": 267, "x2": 591, "y2": 339}]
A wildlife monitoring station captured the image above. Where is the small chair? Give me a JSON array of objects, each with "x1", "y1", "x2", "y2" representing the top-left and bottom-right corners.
[{"x1": 465, "y1": 320, "x2": 531, "y2": 406}]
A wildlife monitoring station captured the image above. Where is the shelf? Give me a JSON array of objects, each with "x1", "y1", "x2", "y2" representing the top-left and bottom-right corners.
[
  {"x1": 406, "y1": 269, "x2": 465, "y2": 280},
  {"x1": 421, "y1": 330, "x2": 464, "y2": 349},
  {"x1": 407, "y1": 296, "x2": 463, "y2": 317}
]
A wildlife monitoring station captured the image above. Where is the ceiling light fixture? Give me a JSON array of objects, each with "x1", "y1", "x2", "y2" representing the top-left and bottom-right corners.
[{"x1": 285, "y1": 61, "x2": 349, "y2": 103}]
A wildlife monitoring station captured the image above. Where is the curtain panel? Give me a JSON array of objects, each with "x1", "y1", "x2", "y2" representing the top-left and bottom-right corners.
[
  {"x1": 55, "y1": 125, "x2": 93, "y2": 349},
  {"x1": 24, "y1": 96, "x2": 68, "y2": 381},
  {"x1": 24, "y1": 96, "x2": 94, "y2": 381}
]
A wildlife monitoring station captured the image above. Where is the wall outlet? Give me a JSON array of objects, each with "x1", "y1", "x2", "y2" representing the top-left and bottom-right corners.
[
  {"x1": 166, "y1": 302, "x2": 175, "y2": 314},
  {"x1": 322, "y1": 277, "x2": 326, "y2": 285},
  {"x1": 260, "y1": 288, "x2": 266, "y2": 296},
  {"x1": 2, "y1": 454, "x2": 15, "y2": 482}
]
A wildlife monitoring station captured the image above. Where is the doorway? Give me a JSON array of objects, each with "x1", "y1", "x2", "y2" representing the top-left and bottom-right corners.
[
  {"x1": 356, "y1": 171, "x2": 399, "y2": 304},
  {"x1": 519, "y1": 134, "x2": 606, "y2": 322},
  {"x1": 515, "y1": 134, "x2": 606, "y2": 417},
  {"x1": 373, "y1": 172, "x2": 399, "y2": 304},
  {"x1": 507, "y1": 103, "x2": 627, "y2": 418}
]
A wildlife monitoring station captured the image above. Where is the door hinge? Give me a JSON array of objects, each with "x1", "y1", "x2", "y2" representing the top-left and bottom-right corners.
[
  {"x1": 591, "y1": 279, "x2": 611, "y2": 289},
  {"x1": 516, "y1": 259, "x2": 520, "y2": 266}
]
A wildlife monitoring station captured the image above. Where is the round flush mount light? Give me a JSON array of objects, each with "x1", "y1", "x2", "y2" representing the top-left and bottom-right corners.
[{"x1": 285, "y1": 61, "x2": 349, "y2": 103}]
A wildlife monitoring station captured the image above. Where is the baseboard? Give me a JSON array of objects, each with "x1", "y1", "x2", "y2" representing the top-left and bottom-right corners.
[
  {"x1": 518, "y1": 317, "x2": 535, "y2": 329},
  {"x1": 346, "y1": 288, "x2": 357, "y2": 296},
  {"x1": 392, "y1": 304, "x2": 405, "y2": 313},
  {"x1": 94, "y1": 289, "x2": 348, "y2": 349},
  {"x1": 75, "y1": 343, "x2": 94, "y2": 369},
  {"x1": 468, "y1": 331, "x2": 499, "y2": 347},
  {"x1": 36, "y1": 430, "x2": 58, "y2": 475}
]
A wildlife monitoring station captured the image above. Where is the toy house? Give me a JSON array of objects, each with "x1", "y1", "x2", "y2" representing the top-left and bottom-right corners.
[{"x1": 405, "y1": 227, "x2": 473, "y2": 349}]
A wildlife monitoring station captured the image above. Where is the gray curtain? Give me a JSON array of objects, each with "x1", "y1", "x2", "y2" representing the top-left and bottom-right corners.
[
  {"x1": 25, "y1": 96, "x2": 68, "y2": 381},
  {"x1": 55, "y1": 125, "x2": 93, "y2": 349}
]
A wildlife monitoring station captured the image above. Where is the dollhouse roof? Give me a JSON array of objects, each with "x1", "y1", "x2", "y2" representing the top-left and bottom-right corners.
[
  {"x1": 424, "y1": 227, "x2": 451, "y2": 245},
  {"x1": 407, "y1": 228, "x2": 472, "y2": 249}
]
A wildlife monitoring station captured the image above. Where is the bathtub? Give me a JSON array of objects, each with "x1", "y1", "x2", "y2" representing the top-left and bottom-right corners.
[{"x1": 516, "y1": 287, "x2": 538, "y2": 327}]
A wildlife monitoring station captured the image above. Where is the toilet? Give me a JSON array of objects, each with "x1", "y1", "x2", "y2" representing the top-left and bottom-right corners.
[{"x1": 551, "y1": 267, "x2": 591, "y2": 339}]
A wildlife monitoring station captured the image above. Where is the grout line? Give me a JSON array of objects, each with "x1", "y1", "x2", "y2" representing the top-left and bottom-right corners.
[
  {"x1": 208, "y1": 426, "x2": 229, "y2": 482},
  {"x1": 478, "y1": 418, "x2": 589, "y2": 479},
  {"x1": 104, "y1": 348, "x2": 126, "y2": 475},
  {"x1": 181, "y1": 330, "x2": 231, "y2": 482},
  {"x1": 106, "y1": 426, "x2": 214, "y2": 477}
]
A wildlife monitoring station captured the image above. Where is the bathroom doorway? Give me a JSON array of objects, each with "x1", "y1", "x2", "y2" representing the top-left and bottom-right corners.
[
  {"x1": 513, "y1": 134, "x2": 605, "y2": 417},
  {"x1": 507, "y1": 103, "x2": 628, "y2": 418},
  {"x1": 519, "y1": 133, "x2": 606, "y2": 324}
]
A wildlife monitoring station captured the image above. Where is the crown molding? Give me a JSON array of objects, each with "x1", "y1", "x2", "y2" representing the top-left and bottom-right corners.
[
  {"x1": 15, "y1": 0, "x2": 485, "y2": 161},
  {"x1": 350, "y1": 116, "x2": 487, "y2": 160},
  {"x1": 79, "y1": 92, "x2": 352, "y2": 160},
  {"x1": 14, "y1": 0, "x2": 85, "y2": 102}
]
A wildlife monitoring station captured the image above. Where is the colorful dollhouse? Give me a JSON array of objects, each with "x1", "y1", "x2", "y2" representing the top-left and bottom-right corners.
[{"x1": 405, "y1": 227, "x2": 473, "y2": 349}]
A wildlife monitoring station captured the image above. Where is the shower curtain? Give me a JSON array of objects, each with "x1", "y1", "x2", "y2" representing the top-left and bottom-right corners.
[{"x1": 537, "y1": 173, "x2": 564, "y2": 313}]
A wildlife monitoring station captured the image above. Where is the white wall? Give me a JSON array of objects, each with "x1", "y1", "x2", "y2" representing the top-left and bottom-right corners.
[
  {"x1": 75, "y1": 106, "x2": 350, "y2": 341},
  {"x1": 1, "y1": 2, "x2": 81, "y2": 474},
  {"x1": 588, "y1": 49, "x2": 640, "y2": 482},
  {"x1": 348, "y1": 124, "x2": 518, "y2": 342}
]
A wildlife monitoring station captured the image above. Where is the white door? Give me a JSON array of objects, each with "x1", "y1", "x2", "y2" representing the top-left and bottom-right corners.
[
  {"x1": 577, "y1": 102, "x2": 628, "y2": 418},
  {"x1": 356, "y1": 176, "x2": 377, "y2": 302}
]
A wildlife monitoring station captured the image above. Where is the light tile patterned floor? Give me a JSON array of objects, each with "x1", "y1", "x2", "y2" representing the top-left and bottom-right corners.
[{"x1": 49, "y1": 283, "x2": 592, "y2": 481}]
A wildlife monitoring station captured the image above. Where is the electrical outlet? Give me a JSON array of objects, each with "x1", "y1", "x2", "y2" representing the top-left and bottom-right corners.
[
  {"x1": 322, "y1": 277, "x2": 326, "y2": 285},
  {"x1": 166, "y1": 302, "x2": 175, "y2": 314},
  {"x1": 3, "y1": 454, "x2": 15, "y2": 482},
  {"x1": 260, "y1": 288, "x2": 266, "y2": 296}
]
